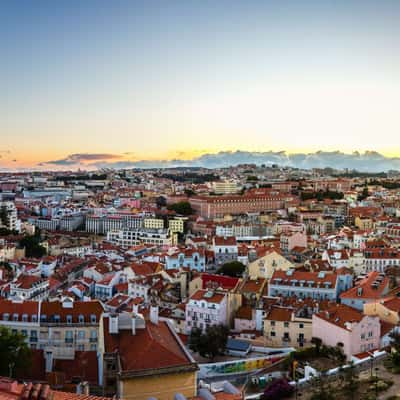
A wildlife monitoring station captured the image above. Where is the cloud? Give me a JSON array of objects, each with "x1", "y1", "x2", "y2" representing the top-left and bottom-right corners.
[{"x1": 44, "y1": 153, "x2": 122, "y2": 166}]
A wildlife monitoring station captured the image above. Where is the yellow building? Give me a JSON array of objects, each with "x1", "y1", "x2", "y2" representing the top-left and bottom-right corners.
[
  {"x1": 144, "y1": 218, "x2": 164, "y2": 230},
  {"x1": 355, "y1": 216, "x2": 374, "y2": 231},
  {"x1": 248, "y1": 248, "x2": 294, "y2": 280},
  {"x1": 168, "y1": 217, "x2": 187, "y2": 233},
  {"x1": 263, "y1": 305, "x2": 312, "y2": 348}
]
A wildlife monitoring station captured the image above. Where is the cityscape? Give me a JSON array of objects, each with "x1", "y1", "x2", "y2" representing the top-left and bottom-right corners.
[{"x1": 2, "y1": 1, "x2": 400, "y2": 400}]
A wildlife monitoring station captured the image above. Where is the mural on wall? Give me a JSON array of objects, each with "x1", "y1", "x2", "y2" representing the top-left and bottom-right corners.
[{"x1": 199, "y1": 356, "x2": 283, "y2": 377}]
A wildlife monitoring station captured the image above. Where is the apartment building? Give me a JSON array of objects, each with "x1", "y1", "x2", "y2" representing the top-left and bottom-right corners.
[
  {"x1": 312, "y1": 304, "x2": 380, "y2": 359},
  {"x1": 185, "y1": 289, "x2": 228, "y2": 333},
  {"x1": 107, "y1": 228, "x2": 176, "y2": 248}
]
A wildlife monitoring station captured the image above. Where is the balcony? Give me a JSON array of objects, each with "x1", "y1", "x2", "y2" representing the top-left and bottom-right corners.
[
  {"x1": 65, "y1": 338, "x2": 74, "y2": 344},
  {"x1": 282, "y1": 336, "x2": 291, "y2": 342},
  {"x1": 89, "y1": 337, "x2": 98, "y2": 343},
  {"x1": 30, "y1": 337, "x2": 38, "y2": 343}
]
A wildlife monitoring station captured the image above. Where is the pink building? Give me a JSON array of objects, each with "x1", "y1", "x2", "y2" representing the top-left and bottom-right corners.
[
  {"x1": 185, "y1": 289, "x2": 227, "y2": 334},
  {"x1": 280, "y1": 231, "x2": 307, "y2": 253},
  {"x1": 312, "y1": 304, "x2": 381, "y2": 359}
]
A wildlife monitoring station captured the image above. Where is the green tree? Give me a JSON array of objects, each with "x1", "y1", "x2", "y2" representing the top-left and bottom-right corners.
[
  {"x1": 0, "y1": 326, "x2": 32, "y2": 378},
  {"x1": 0, "y1": 206, "x2": 9, "y2": 228},
  {"x1": 311, "y1": 337, "x2": 323, "y2": 354},
  {"x1": 189, "y1": 324, "x2": 229, "y2": 361},
  {"x1": 217, "y1": 261, "x2": 246, "y2": 277},
  {"x1": 19, "y1": 235, "x2": 47, "y2": 258},
  {"x1": 167, "y1": 201, "x2": 193, "y2": 216}
]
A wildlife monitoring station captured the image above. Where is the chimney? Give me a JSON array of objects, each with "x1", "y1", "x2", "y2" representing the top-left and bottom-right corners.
[
  {"x1": 150, "y1": 305, "x2": 159, "y2": 325},
  {"x1": 108, "y1": 314, "x2": 119, "y2": 334},
  {"x1": 45, "y1": 351, "x2": 53, "y2": 373},
  {"x1": 132, "y1": 315, "x2": 136, "y2": 335},
  {"x1": 77, "y1": 382, "x2": 90, "y2": 396}
]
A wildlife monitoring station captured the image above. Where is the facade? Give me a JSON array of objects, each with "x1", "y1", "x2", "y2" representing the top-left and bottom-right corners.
[
  {"x1": 107, "y1": 228, "x2": 176, "y2": 248},
  {"x1": 185, "y1": 289, "x2": 228, "y2": 333},
  {"x1": 248, "y1": 249, "x2": 295, "y2": 280},
  {"x1": 264, "y1": 305, "x2": 312, "y2": 348},
  {"x1": 165, "y1": 248, "x2": 206, "y2": 272},
  {"x1": 312, "y1": 304, "x2": 381, "y2": 359},
  {"x1": 268, "y1": 269, "x2": 352, "y2": 301},
  {"x1": 0, "y1": 201, "x2": 18, "y2": 231},
  {"x1": 190, "y1": 193, "x2": 294, "y2": 219},
  {"x1": 213, "y1": 236, "x2": 238, "y2": 266},
  {"x1": 9, "y1": 275, "x2": 49, "y2": 300}
]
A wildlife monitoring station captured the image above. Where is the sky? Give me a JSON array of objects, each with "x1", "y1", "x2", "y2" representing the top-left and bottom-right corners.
[{"x1": 1, "y1": 0, "x2": 400, "y2": 169}]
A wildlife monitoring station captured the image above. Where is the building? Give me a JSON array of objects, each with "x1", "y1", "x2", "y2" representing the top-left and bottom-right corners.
[
  {"x1": 9, "y1": 275, "x2": 49, "y2": 301},
  {"x1": 103, "y1": 311, "x2": 198, "y2": 400},
  {"x1": 264, "y1": 305, "x2": 313, "y2": 348},
  {"x1": 190, "y1": 193, "x2": 293, "y2": 219},
  {"x1": 280, "y1": 231, "x2": 307, "y2": 254},
  {"x1": 185, "y1": 289, "x2": 228, "y2": 333},
  {"x1": 212, "y1": 181, "x2": 240, "y2": 195},
  {"x1": 312, "y1": 304, "x2": 381, "y2": 359},
  {"x1": 107, "y1": 228, "x2": 176, "y2": 248},
  {"x1": 143, "y1": 218, "x2": 164, "y2": 230},
  {"x1": 165, "y1": 248, "x2": 206, "y2": 272},
  {"x1": 268, "y1": 269, "x2": 352, "y2": 301},
  {"x1": 248, "y1": 248, "x2": 295, "y2": 280},
  {"x1": 340, "y1": 271, "x2": 390, "y2": 311},
  {"x1": 0, "y1": 201, "x2": 18, "y2": 231},
  {"x1": 213, "y1": 236, "x2": 238, "y2": 266}
]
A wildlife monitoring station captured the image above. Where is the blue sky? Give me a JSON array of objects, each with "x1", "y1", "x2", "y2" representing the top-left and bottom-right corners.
[{"x1": 1, "y1": 0, "x2": 400, "y2": 168}]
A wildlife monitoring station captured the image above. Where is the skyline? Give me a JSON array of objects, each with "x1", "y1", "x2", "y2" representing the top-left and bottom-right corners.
[{"x1": 2, "y1": 0, "x2": 400, "y2": 169}]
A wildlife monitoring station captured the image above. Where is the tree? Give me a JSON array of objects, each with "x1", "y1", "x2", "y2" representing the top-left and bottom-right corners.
[
  {"x1": 189, "y1": 324, "x2": 229, "y2": 360},
  {"x1": 0, "y1": 206, "x2": 9, "y2": 228},
  {"x1": 340, "y1": 361, "x2": 359, "y2": 399},
  {"x1": 357, "y1": 186, "x2": 369, "y2": 201},
  {"x1": 217, "y1": 261, "x2": 246, "y2": 277},
  {"x1": 19, "y1": 235, "x2": 47, "y2": 258},
  {"x1": 167, "y1": 201, "x2": 193, "y2": 216},
  {"x1": 310, "y1": 373, "x2": 336, "y2": 400},
  {"x1": 311, "y1": 337, "x2": 323, "y2": 354},
  {"x1": 0, "y1": 326, "x2": 32, "y2": 378},
  {"x1": 388, "y1": 331, "x2": 400, "y2": 370},
  {"x1": 262, "y1": 378, "x2": 294, "y2": 399}
]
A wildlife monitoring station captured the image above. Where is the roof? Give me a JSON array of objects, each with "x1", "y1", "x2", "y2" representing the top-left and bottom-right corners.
[
  {"x1": 214, "y1": 236, "x2": 237, "y2": 246},
  {"x1": 0, "y1": 299, "x2": 39, "y2": 322},
  {"x1": 200, "y1": 273, "x2": 239, "y2": 291},
  {"x1": 190, "y1": 289, "x2": 226, "y2": 304},
  {"x1": 40, "y1": 300, "x2": 104, "y2": 323},
  {"x1": 270, "y1": 269, "x2": 338, "y2": 289},
  {"x1": 314, "y1": 304, "x2": 365, "y2": 330},
  {"x1": 226, "y1": 338, "x2": 251, "y2": 352},
  {"x1": 340, "y1": 271, "x2": 389, "y2": 300},
  {"x1": 103, "y1": 318, "x2": 196, "y2": 375},
  {"x1": 266, "y1": 306, "x2": 293, "y2": 322},
  {"x1": 0, "y1": 376, "x2": 111, "y2": 400}
]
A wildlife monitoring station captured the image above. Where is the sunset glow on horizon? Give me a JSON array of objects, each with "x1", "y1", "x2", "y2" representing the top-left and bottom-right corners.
[{"x1": 1, "y1": 1, "x2": 400, "y2": 170}]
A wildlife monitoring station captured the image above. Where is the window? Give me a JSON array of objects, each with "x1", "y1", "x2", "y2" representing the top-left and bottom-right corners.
[
  {"x1": 13, "y1": 313, "x2": 19, "y2": 322},
  {"x1": 78, "y1": 331, "x2": 86, "y2": 339},
  {"x1": 41, "y1": 314, "x2": 47, "y2": 322},
  {"x1": 3, "y1": 313, "x2": 9, "y2": 321},
  {"x1": 66, "y1": 315, "x2": 72, "y2": 324},
  {"x1": 90, "y1": 344, "x2": 97, "y2": 351},
  {"x1": 22, "y1": 314, "x2": 28, "y2": 322},
  {"x1": 270, "y1": 321, "x2": 275, "y2": 326},
  {"x1": 90, "y1": 314, "x2": 97, "y2": 323},
  {"x1": 270, "y1": 331, "x2": 276, "y2": 337},
  {"x1": 284, "y1": 322, "x2": 289, "y2": 328},
  {"x1": 21, "y1": 330, "x2": 28, "y2": 337},
  {"x1": 299, "y1": 323, "x2": 304, "y2": 329},
  {"x1": 31, "y1": 315, "x2": 37, "y2": 323},
  {"x1": 78, "y1": 315, "x2": 84, "y2": 324}
]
